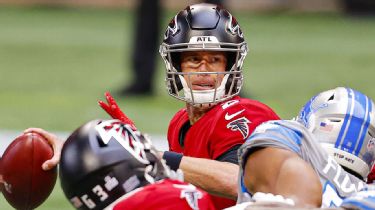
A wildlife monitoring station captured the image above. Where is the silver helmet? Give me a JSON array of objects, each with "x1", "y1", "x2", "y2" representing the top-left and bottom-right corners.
[
  {"x1": 297, "y1": 87, "x2": 375, "y2": 179},
  {"x1": 159, "y1": 3, "x2": 248, "y2": 105}
]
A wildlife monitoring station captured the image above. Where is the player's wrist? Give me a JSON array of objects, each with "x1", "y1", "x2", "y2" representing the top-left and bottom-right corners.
[{"x1": 162, "y1": 151, "x2": 183, "y2": 171}]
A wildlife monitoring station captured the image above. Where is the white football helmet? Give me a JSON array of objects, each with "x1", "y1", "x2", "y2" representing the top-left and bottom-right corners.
[
  {"x1": 297, "y1": 87, "x2": 375, "y2": 179},
  {"x1": 159, "y1": 3, "x2": 248, "y2": 105}
]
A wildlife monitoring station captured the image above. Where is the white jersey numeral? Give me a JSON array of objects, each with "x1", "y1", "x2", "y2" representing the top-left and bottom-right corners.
[
  {"x1": 81, "y1": 194, "x2": 96, "y2": 209},
  {"x1": 93, "y1": 185, "x2": 109, "y2": 201}
]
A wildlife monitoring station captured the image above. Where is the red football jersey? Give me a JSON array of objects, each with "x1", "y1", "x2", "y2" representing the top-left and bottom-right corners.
[
  {"x1": 112, "y1": 179, "x2": 215, "y2": 210},
  {"x1": 167, "y1": 96, "x2": 280, "y2": 209}
]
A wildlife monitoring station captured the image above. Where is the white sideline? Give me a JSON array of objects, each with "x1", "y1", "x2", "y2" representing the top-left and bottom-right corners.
[{"x1": 0, "y1": 130, "x2": 168, "y2": 156}]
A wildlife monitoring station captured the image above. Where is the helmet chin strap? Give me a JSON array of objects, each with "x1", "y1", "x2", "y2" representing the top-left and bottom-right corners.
[{"x1": 179, "y1": 74, "x2": 229, "y2": 104}]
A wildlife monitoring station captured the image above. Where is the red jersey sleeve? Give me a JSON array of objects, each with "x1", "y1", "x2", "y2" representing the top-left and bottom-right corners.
[{"x1": 210, "y1": 97, "x2": 280, "y2": 159}]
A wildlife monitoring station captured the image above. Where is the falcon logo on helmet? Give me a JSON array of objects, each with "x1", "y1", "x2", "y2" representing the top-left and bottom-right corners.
[
  {"x1": 95, "y1": 120, "x2": 151, "y2": 164},
  {"x1": 227, "y1": 14, "x2": 243, "y2": 38},
  {"x1": 164, "y1": 15, "x2": 179, "y2": 40}
]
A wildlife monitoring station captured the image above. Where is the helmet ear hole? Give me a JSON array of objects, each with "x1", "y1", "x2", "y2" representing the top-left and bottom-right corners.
[{"x1": 328, "y1": 94, "x2": 335, "y2": 101}]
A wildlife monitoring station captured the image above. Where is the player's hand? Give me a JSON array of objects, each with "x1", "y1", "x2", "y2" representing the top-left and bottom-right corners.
[
  {"x1": 23, "y1": 128, "x2": 64, "y2": 171},
  {"x1": 98, "y1": 91, "x2": 136, "y2": 130}
]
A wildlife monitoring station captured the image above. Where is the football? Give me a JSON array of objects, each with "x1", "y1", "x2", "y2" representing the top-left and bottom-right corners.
[{"x1": 0, "y1": 132, "x2": 57, "y2": 210}]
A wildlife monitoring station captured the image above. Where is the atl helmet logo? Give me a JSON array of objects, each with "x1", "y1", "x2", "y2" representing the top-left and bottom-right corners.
[{"x1": 95, "y1": 120, "x2": 150, "y2": 164}]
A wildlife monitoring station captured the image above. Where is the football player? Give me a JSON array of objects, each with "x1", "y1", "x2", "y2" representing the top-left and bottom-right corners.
[
  {"x1": 100, "y1": 3, "x2": 280, "y2": 209},
  {"x1": 236, "y1": 87, "x2": 375, "y2": 208},
  {"x1": 59, "y1": 119, "x2": 215, "y2": 210}
]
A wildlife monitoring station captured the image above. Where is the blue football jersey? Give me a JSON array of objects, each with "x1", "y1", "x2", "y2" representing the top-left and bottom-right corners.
[{"x1": 237, "y1": 120, "x2": 368, "y2": 208}]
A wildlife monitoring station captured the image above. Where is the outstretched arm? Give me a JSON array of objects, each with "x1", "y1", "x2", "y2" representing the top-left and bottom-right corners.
[
  {"x1": 179, "y1": 156, "x2": 239, "y2": 199},
  {"x1": 23, "y1": 128, "x2": 64, "y2": 171},
  {"x1": 243, "y1": 147, "x2": 322, "y2": 207}
]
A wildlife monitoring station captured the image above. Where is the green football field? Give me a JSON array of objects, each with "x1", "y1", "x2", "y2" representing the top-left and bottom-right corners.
[{"x1": 0, "y1": 6, "x2": 375, "y2": 209}]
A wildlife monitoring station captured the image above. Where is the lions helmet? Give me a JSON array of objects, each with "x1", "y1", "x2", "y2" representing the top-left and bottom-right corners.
[
  {"x1": 159, "y1": 3, "x2": 248, "y2": 105},
  {"x1": 297, "y1": 87, "x2": 375, "y2": 179},
  {"x1": 59, "y1": 119, "x2": 170, "y2": 210}
]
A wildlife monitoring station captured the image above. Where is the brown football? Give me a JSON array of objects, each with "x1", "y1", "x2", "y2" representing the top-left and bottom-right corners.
[{"x1": 0, "y1": 132, "x2": 57, "y2": 210}]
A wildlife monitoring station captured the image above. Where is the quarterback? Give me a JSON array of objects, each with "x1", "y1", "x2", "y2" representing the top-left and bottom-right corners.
[{"x1": 156, "y1": 3, "x2": 280, "y2": 209}]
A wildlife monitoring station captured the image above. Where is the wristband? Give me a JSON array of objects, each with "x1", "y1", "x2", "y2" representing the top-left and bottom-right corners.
[{"x1": 162, "y1": 151, "x2": 183, "y2": 171}]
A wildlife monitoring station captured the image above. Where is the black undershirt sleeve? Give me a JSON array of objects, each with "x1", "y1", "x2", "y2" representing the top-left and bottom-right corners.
[
  {"x1": 178, "y1": 121, "x2": 191, "y2": 148},
  {"x1": 215, "y1": 144, "x2": 241, "y2": 164}
]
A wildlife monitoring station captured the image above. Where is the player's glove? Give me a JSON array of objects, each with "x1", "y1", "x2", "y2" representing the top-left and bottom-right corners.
[
  {"x1": 98, "y1": 92, "x2": 136, "y2": 130},
  {"x1": 340, "y1": 189, "x2": 375, "y2": 210}
]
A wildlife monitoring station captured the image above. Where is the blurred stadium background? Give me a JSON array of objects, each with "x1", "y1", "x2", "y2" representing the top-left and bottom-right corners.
[{"x1": 0, "y1": 0, "x2": 375, "y2": 209}]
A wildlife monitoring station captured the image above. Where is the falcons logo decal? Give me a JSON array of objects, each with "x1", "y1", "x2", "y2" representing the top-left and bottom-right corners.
[
  {"x1": 227, "y1": 117, "x2": 251, "y2": 139},
  {"x1": 95, "y1": 120, "x2": 150, "y2": 164},
  {"x1": 227, "y1": 14, "x2": 244, "y2": 38},
  {"x1": 164, "y1": 15, "x2": 179, "y2": 39}
]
